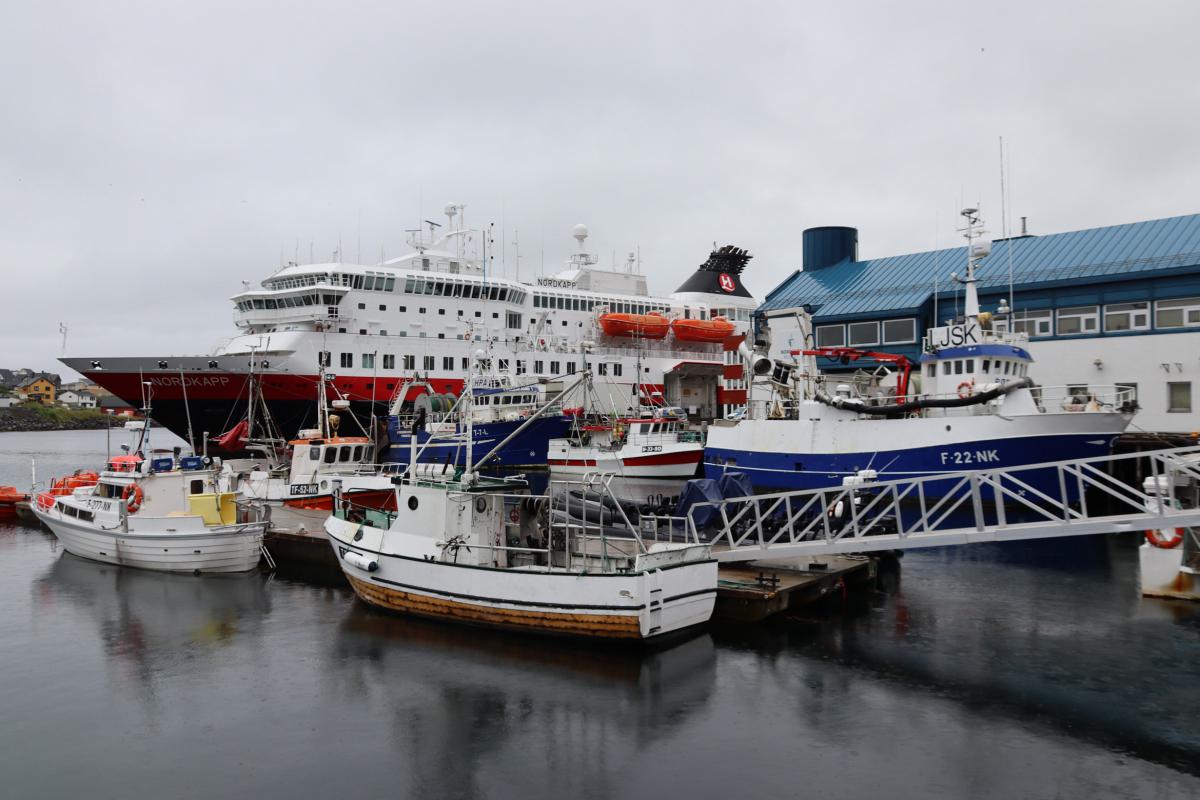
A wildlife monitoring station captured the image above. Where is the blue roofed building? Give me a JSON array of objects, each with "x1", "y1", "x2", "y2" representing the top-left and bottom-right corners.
[{"x1": 757, "y1": 214, "x2": 1200, "y2": 434}]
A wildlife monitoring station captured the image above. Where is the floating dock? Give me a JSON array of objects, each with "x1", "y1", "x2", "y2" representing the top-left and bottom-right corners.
[{"x1": 713, "y1": 556, "x2": 876, "y2": 622}]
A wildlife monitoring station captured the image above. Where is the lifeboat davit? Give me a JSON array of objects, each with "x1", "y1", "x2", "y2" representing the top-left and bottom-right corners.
[
  {"x1": 670, "y1": 317, "x2": 735, "y2": 343},
  {"x1": 598, "y1": 312, "x2": 669, "y2": 339}
]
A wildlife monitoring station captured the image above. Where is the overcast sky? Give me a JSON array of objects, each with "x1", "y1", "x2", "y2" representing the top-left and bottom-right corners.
[{"x1": 3, "y1": 1, "x2": 1198, "y2": 378}]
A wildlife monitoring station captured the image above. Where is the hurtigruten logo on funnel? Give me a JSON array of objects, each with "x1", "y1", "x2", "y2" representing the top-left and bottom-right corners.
[{"x1": 673, "y1": 245, "x2": 753, "y2": 298}]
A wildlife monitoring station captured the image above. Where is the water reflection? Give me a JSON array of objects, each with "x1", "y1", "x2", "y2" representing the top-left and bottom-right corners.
[
  {"x1": 35, "y1": 554, "x2": 271, "y2": 704},
  {"x1": 717, "y1": 540, "x2": 1200, "y2": 776},
  {"x1": 331, "y1": 607, "x2": 717, "y2": 799}
]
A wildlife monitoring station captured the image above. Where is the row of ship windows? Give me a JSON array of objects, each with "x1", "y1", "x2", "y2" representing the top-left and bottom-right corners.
[
  {"x1": 320, "y1": 351, "x2": 626, "y2": 377},
  {"x1": 533, "y1": 295, "x2": 669, "y2": 314},
  {"x1": 927, "y1": 359, "x2": 1030, "y2": 378}
]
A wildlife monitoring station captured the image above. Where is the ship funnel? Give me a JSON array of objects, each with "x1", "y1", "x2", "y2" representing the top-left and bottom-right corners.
[{"x1": 802, "y1": 227, "x2": 858, "y2": 271}]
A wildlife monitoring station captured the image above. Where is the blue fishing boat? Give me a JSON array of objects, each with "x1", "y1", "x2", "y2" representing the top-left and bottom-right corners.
[
  {"x1": 384, "y1": 377, "x2": 573, "y2": 469},
  {"x1": 705, "y1": 210, "x2": 1135, "y2": 498}
]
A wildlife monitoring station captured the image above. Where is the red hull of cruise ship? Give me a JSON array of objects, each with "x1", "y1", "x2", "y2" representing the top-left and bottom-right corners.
[{"x1": 77, "y1": 369, "x2": 741, "y2": 455}]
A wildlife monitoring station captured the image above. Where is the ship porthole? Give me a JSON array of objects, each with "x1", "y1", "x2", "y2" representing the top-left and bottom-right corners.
[
  {"x1": 474, "y1": 496, "x2": 487, "y2": 513},
  {"x1": 408, "y1": 496, "x2": 419, "y2": 511}
]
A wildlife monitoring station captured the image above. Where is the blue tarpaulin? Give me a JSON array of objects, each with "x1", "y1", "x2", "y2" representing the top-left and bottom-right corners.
[
  {"x1": 718, "y1": 472, "x2": 754, "y2": 502},
  {"x1": 675, "y1": 478, "x2": 723, "y2": 528}
]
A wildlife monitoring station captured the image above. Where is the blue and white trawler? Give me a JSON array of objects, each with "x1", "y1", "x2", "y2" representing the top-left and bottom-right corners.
[{"x1": 705, "y1": 209, "x2": 1136, "y2": 497}]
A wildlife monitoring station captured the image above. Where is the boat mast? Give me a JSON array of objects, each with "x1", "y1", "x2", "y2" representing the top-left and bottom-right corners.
[{"x1": 958, "y1": 208, "x2": 988, "y2": 322}]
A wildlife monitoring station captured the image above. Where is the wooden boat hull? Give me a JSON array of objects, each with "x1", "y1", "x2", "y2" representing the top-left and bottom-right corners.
[{"x1": 326, "y1": 516, "x2": 716, "y2": 640}]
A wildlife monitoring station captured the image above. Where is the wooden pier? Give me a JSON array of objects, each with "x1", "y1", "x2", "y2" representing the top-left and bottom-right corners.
[{"x1": 713, "y1": 555, "x2": 876, "y2": 622}]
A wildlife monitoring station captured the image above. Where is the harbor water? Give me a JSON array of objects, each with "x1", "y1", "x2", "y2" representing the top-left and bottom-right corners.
[{"x1": 2, "y1": 430, "x2": 1198, "y2": 799}]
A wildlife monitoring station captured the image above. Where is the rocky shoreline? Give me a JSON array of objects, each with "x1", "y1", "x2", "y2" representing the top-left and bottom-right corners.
[{"x1": 0, "y1": 407, "x2": 120, "y2": 433}]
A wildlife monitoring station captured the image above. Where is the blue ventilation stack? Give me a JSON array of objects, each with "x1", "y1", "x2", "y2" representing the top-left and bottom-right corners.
[{"x1": 802, "y1": 226, "x2": 858, "y2": 271}]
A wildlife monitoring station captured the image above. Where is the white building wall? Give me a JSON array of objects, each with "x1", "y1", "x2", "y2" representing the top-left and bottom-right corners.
[{"x1": 1025, "y1": 332, "x2": 1200, "y2": 434}]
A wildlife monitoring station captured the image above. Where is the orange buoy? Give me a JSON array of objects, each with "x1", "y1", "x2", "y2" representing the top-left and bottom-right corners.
[{"x1": 1145, "y1": 527, "x2": 1186, "y2": 549}]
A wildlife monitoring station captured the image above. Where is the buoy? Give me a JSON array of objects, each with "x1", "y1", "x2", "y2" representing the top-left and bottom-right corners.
[{"x1": 1145, "y1": 527, "x2": 1186, "y2": 549}]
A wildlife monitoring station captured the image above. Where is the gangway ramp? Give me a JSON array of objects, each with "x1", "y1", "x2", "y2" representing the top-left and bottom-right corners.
[{"x1": 682, "y1": 446, "x2": 1200, "y2": 562}]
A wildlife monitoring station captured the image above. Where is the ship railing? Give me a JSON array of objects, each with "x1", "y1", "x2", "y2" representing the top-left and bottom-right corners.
[
  {"x1": 690, "y1": 445, "x2": 1200, "y2": 562},
  {"x1": 840, "y1": 383, "x2": 1136, "y2": 413}
]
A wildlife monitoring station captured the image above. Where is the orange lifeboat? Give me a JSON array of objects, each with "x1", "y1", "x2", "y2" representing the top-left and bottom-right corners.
[
  {"x1": 598, "y1": 312, "x2": 669, "y2": 339},
  {"x1": 670, "y1": 316, "x2": 735, "y2": 343},
  {"x1": 0, "y1": 485, "x2": 28, "y2": 514}
]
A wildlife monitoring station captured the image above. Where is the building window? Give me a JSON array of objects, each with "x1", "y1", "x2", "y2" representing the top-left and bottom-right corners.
[
  {"x1": 1104, "y1": 302, "x2": 1149, "y2": 332},
  {"x1": 399, "y1": 306, "x2": 406, "y2": 312},
  {"x1": 1116, "y1": 382, "x2": 1137, "y2": 408},
  {"x1": 534, "y1": 360, "x2": 544, "y2": 373},
  {"x1": 550, "y1": 361, "x2": 560, "y2": 374},
  {"x1": 438, "y1": 308, "x2": 445, "y2": 315},
  {"x1": 340, "y1": 352, "x2": 352, "y2": 368},
  {"x1": 499, "y1": 359, "x2": 509, "y2": 371},
  {"x1": 362, "y1": 353, "x2": 375, "y2": 369},
  {"x1": 423, "y1": 356, "x2": 435, "y2": 371},
  {"x1": 383, "y1": 354, "x2": 395, "y2": 369},
  {"x1": 379, "y1": 304, "x2": 386, "y2": 311},
  {"x1": 358, "y1": 302, "x2": 365, "y2": 310},
  {"x1": 403, "y1": 355, "x2": 415, "y2": 370},
  {"x1": 566, "y1": 362, "x2": 575, "y2": 374},
  {"x1": 1155, "y1": 297, "x2": 1200, "y2": 329},
  {"x1": 881, "y1": 318, "x2": 916, "y2": 344},
  {"x1": 815, "y1": 324, "x2": 845, "y2": 348},
  {"x1": 1012, "y1": 309, "x2": 1053, "y2": 337},
  {"x1": 461, "y1": 358, "x2": 469, "y2": 370},
  {"x1": 319, "y1": 350, "x2": 331, "y2": 367},
  {"x1": 1056, "y1": 306, "x2": 1099, "y2": 335},
  {"x1": 613, "y1": 363, "x2": 622, "y2": 377},
  {"x1": 506, "y1": 311, "x2": 522, "y2": 329},
  {"x1": 443, "y1": 357, "x2": 454, "y2": 370},
  {"x1": 847, "y1": 321, "x2": 879, "y2": 347},
  {"x1": 516, "y1": 360, "x2": 526, "y2": 375},
  {"x1": 1168, "y1": 382, "x2": 1192, "y2": 413},
  {"x1": 598, "y1": 363, "x2": 608, "y2": 376}
]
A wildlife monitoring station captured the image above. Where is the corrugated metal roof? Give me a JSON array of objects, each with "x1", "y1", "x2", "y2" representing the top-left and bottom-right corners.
[{"x1": 760, "y1": 213, "x2": 1200, "y2": 320}]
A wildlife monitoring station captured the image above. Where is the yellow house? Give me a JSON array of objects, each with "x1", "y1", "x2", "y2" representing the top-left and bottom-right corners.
[{"x1": 16, "y1": 375, "x2": 56, "y2": 405}]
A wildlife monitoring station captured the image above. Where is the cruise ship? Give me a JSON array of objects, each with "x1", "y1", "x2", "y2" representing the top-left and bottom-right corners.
[{"x1": 64, "y1": 206, "x2": 758, "y2": 450}]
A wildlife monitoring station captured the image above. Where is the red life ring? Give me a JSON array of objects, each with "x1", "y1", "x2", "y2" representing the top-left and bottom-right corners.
[
  {"x1": 122, "y1": 483, "x2": 144, "y2": 513},
  {"x1": 509, "y1": 507, "x2": 520, "y2": 524},
  {"x1": 1144, "y1": 527, "x2": 1185, "y2": 549},
  {"x1": 957, "y1": 381, "x2": 975, "y2": 399}
]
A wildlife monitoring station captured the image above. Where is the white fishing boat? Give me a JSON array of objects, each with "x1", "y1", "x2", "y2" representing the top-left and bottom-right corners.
[
  {"x1": 325, "y1": 379, "x2": 717, "y2": 640},
  {"x1": 218, "y1": 369, "x2": 395, "y2": 511},
  {"x1": 33, "y1": 452, "x2": 267, "y2": 574},
  {"x1": 32, "y1": 413, "x2": 267, "y2": 574},
  {"x1": 547, "y1": 407, "x2": 704, "y2": 480}
]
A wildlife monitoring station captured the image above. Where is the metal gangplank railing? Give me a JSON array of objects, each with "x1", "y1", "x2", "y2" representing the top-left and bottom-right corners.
[{"x1": 683, "y1": 446, "x2": 1200, "y2": 563}]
